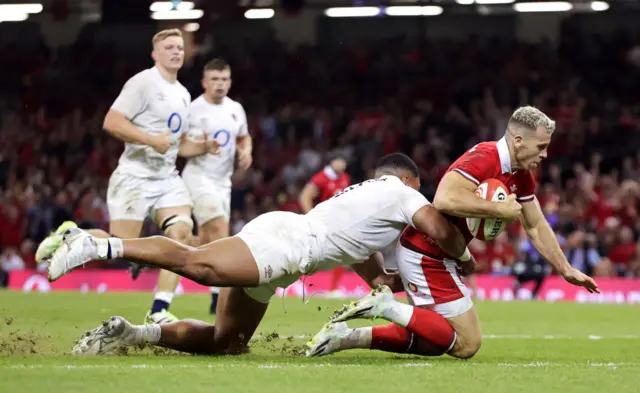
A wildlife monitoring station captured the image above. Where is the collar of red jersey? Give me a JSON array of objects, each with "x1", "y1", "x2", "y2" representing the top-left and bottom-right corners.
[
  {"x1": 497, "y1": 137, "x2": 513, "y2": 174},
  {"x1": 323, "y1": 165, "x2": 339, "y2": 180}
]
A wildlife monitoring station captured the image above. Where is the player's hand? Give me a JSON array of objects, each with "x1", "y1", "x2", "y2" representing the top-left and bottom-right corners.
[
  {"x1": 150, "y1": 130, "x2": 173, "y2": 154},
  {"x1": 497, "y1": 194, "x2": 522, "y2": 221},
  {"x1": 562, "y1": 268, "x2": 600, "y2": 293},
  {"x1": 237, "y1": 149, "x2": 252, "y2": 170},
  {"x1": 372, "y1": 271, "x2": 403, "y2": 293},
  {"x1": 456, "y1": 254, "x2": 477, "y2": 276},
  {"x1": 203, "y1": 134, "x2": 221, "y2": 155}
]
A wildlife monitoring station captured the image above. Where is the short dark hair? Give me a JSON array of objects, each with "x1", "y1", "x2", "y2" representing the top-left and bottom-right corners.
[
  {"x1": 375, "y1": 153, "x2": 419, "y2": 178},
  {"x1": 204, "y1": 58, "x2": 230, "y2": 73}
]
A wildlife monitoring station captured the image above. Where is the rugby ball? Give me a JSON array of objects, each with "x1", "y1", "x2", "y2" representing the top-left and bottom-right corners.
[
  {"x1": 466, "y1": 179, "x2": 509, "y2": 241},
  {"x1": 186, "y1": 128, "x2": 206, "y2": 142}
]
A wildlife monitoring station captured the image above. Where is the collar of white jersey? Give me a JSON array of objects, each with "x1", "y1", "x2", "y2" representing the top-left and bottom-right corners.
[
  {"x1": 152, "y1": 65, "x2": 177, "y2": 84},
  {"x1": 201, "y1": 94, "x2": 228, "y2": 106},
  {"x1": 323, "y1": 165, "x2": 339, "y2": 180},
  {"x1": 497, "y1": 137, "x2": 513, "y2": 174}
]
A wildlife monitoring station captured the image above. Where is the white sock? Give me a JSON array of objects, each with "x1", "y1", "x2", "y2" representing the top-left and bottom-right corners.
[
  {"x1": 379, "y1": 301, "x2": 415, "y2": 328},
  {"x1": 210, "y1": 287, "x2": 220, "y2": 294},
  {"x1": 340, "y1": 327, "x2": 373, "y2": 350},
  {"x1": 95, "y1": 238, "x2": 124, "y2": 259},
  {"x1": 154, "y1": 291, "x2": 174, "y2": 304},
  {"x1": 132, "y1": 324, "x2": 161, "y2": 345}
]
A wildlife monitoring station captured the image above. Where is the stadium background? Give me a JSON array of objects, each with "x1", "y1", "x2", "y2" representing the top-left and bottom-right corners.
[{"x1": 0, "y1": 0, "x2": 639, "y2": 302}]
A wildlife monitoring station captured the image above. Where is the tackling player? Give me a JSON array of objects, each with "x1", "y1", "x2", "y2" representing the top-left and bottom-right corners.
[
  {"x1": 35, "y1": 29, "x2": 219, "y2": 324},
  {"x1": 50, "y1": 154, "x2": 472, "y2": 356},
  {"x1": 305, "y1": 106, "x2": 600, "y2": 359},
  {"x1": 182, "y1": 58, "x2": 252, "y2": 314},
  {"x1": 299, "y1": 155, "x2": 350, "y2": 294}
]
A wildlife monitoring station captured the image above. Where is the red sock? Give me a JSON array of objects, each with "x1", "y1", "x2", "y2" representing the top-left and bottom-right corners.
[
  {"x1": 406, "y1": 307, "x2": 455, "y2": 351},
  {"x1": 330, "y1": 267, "x2": 345, "y2": 290},
  {"x1": 371, "y1": 324, "x2": 411, "y2": 352}
]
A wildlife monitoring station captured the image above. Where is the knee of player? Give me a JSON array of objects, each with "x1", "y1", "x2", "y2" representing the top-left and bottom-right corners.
[
  {"x1": 450, "y1": 337, "x2": 481, "y2": 359},
  {"x1": 168, "y1": 227, "x2": 193, "y2": 244},
  {"x1": 161, "y1": 214, "x2": 194, "y2": 243}
]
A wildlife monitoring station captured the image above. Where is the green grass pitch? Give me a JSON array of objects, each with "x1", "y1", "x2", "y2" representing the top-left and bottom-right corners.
[{"x1": 1, "y1": 291, "x2": 639, "y2": 393}]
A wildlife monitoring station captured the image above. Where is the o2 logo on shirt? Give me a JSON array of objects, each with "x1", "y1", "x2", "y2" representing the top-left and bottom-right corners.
[
  {"x1": 213, "y1": 129, "x2": 231, "y2": 148},
  {"x1": 168, "y1": 112, "x2": 183, "y2": 134}
]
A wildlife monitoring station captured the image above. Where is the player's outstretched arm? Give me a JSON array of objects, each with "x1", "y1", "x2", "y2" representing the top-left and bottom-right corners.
[
  {"x1": 520, "y1": 198, "x2": 600, "y2": 293},
  {"x1": 352, "y1": 253, "x2": 403, "y2": 292},
  {"x1": 412, "y1": 205, "x2": 468, "y2": 260},
  {"x1": 433, "y1": 172, "x2": 521, "y2": 220},
  {"x1": 103, "y1": 110, "x2": 170, "y2": 154}
]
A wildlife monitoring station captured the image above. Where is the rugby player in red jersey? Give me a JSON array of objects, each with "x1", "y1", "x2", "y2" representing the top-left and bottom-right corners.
[
  {"x1": 306, "y1": 106, "x2": 599, "y2": 359},
  {"x1": 299, "y1": 155, "x2": 351, "y2": 294}
]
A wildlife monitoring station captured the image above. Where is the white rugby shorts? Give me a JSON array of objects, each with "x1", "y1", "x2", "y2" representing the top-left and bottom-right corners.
[
  {"x1": 182, "y1": 168, "x2": 231, "y2": 224},
  {"x1": 106, "y1": 168, "x2": 192, "y2": 222},
  {"x1": 236, "y1": 211, "x2": 317, "y2": 303},
  {"x1": 396, "y1": 243, "x2": 473, "y2": 318}
]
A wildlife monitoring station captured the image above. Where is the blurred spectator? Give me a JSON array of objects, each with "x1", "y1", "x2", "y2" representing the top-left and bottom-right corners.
[
  {"x1": 0, "y1": 247, "x2": 25, "y2": 287},
  {"x1": 564, "y1": 227, "x2": 612, "y2": 277},
  {"x1": 0, "y1": 28, "x2": 639, "y2": 279}
]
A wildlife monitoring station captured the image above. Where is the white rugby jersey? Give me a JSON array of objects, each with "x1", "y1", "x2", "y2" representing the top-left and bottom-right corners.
[
  {"x1": 183, "y1": 95, "x2": 248, "y2": 188},
  {"x1": 305, "y1": 175, "x2": 429, "y2": 272},
  {"x1": 110, "y1": 66, "x2": 191, "y2": 178}
]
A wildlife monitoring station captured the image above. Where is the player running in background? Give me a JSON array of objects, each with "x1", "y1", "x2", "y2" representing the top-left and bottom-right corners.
[
  {"x1": 299, "y1": 155, "x2": 350, "y2": 295},
  {"x1": 35, "y1": 29, "x2": 219, "y2": 324},
  {"x1": 306, "y1": 106, "x2": 599, "y2": 359},
  {"x1": 50, "y1": 153, "x2": 473, "y2": 356},
  {"x1": 182, "y1": 58, "x2": 252, "y2": 315}
]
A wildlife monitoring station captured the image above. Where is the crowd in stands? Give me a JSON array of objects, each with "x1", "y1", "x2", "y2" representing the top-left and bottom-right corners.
[{"x1": 1, "y1": 24, "x2": 640, "y2": 282}]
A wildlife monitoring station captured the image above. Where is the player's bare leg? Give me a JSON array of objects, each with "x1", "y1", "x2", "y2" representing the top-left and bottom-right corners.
[
  {"x1": 445, "y1": 307, "x2": 481, "y2": 359},
  {"x1": 151, "y1": 287, "x2": 267, "y2": 354},
  {"x1": 145, "y1": 206, "x2": 195, "y2": 324},
  {"x1": 109, "y1": 220, "x2": 145, "y2": 280},
  {"x1": 73, "y1": 287, "x2": 268, "y2": 356},
  {"x1": 48, "y1": 228, "x2": 261, "y2": 287},
  {"x1": 197, "y1": 216, "x2": 230, "y2": 314}
]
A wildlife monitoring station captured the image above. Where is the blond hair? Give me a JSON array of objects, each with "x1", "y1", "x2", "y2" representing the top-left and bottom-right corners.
[
  {"x1": 152, "y1": 29, "x2": 183, "y2": 47},
  {"x1": 508, "y1": 106, "x2": 556, "y2": 134}
]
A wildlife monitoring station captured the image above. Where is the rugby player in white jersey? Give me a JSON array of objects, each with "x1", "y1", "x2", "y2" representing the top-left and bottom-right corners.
[
  {"x1": 35, "y1": 29, "x2": 219, "y2": 324},
  {"x1": 49, "y1": 153, "x2": 474, "y2": 356},
  {"x1": 183, "y1": 58, "x2": 252, "y2": 315}
]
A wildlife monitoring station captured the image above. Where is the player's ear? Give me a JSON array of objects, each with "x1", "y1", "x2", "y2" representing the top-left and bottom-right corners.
[
  {"x1": 151, "y1": 49, "x2": 158, "y2": 62},
  {"x1": 513, "y1": 134, "x2": 524, "y2": 148}
]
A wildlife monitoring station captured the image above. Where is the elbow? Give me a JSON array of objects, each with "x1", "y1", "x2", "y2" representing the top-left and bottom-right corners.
[
  {"x1": 433, "y1": 193, "x2": 455, "y2": 215},
  {"x1": 102, "y1": 113, "x2": 116, "y2": 134}
]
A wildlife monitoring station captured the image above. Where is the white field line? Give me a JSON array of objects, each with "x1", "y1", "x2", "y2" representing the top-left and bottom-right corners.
[
  {"x1": 4, "y1": 362, "x2": 639, "y2": 370},
  {"x1": 266, "y1": 334, "x2": 640, "y2": 341}
]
